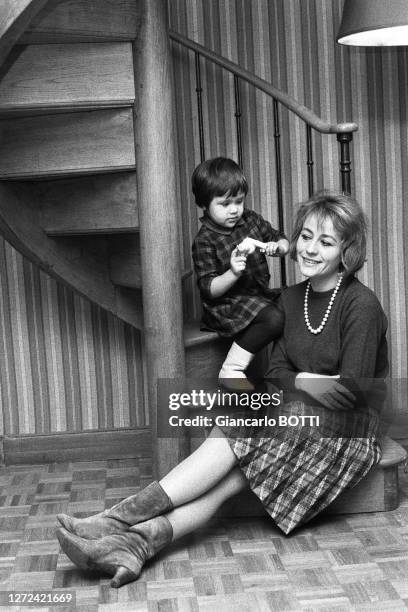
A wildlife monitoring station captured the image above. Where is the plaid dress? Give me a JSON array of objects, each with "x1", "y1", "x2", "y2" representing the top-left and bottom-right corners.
[
  {"x1": 221, "y1": 277, "x2": 388, "y2": 534},
  {"x1": 192, "y1": 209, "x2": 285, "y2": 336}
]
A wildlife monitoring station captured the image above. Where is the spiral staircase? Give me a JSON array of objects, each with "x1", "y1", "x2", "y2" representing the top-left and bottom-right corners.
[
  {"x1": 0, "y1": 0, "x2": 406, "y2": 521},
  {"x1": 0, "y1": 0, "x2": 185, "y2": 473},
  {"x1": 0, "y1": 0, "x2": 361, "y2": 473}
]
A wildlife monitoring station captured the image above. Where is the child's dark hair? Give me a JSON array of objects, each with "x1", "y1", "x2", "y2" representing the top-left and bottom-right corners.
[{"x1": 192, "y1": 157, "x2": 248, "y2": 209}]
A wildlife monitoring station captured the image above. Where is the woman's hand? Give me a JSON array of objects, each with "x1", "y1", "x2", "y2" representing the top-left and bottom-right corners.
[
  {"x1": 260, "y1": 238, "x2": 290, "y2": 256},
  {"x1": 295, "y1": 372, "x2": 356, "y2": 411},
  {"x1": 262, "y1": 241, "x2": 280, "y2": 256},
  {"x1": 275, "y1": 238, "x2": 289, "y2": 256}
]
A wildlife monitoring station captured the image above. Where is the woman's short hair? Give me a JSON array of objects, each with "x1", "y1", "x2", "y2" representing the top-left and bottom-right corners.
[
  {"x1": 289, "y1": 190, "x2": 367, "y2": 276},
  {"x1": 192, "y1": 157, "x2": 248, "y2": 209}
]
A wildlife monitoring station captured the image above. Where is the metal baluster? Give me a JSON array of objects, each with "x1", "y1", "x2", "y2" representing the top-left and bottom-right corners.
[
  {"x1": 337, "y1": 132, "x2": 353, "y2": 194},
  {"x1": 306, "y1": 124, "x2": 314, "y2": 196},
  {"x1": 273, "y1": 99, "x2": 286, "y2": 287},
  {"x1": 234, "y1": 75, "x2": 243, "y2": 169},
  {"x1": 195, "y1": 52, "x2": 205, "y2": 162}
]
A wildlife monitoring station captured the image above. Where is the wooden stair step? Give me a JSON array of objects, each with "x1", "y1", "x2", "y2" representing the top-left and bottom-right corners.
[
  {"x1": 184, "y1": 320, "x2": 267, "y2": 379},
  {"x1": 0, "y1": 108, "x2": 135, "y2": 179},
  {"x1": 184, "y1": 321, "x2": 231, "y2": 379},
  {"x1": 19, "y1": 0, "x2": 140, "y2": 44},
  {"x1": 184, "y1": 321, "x2": 220, "y2": 349},
  {"x1": 111, "y1": 264, "x2": 192, "y2": 289},
  {"x1": 0, "y1": 182, "x2": 143, "y2": 329},
  {"x1": 34, "y1": 172, "x2": 139, "y2": 235},
  {"x1": 220, "y1": 437, "x2": 407, "y2": 518},
  {"x1": 326, "y1": 437, "x2": 407, "y2": 514},
  {"x1": 109, "y1": 235, "x2": 192, "y2": 289},
  {"x1": 0, "y1": 42, "x2": 135, "y2": 116},
  {"x1": 109, "y1": 234, "x2": 141, "y2": 288}
]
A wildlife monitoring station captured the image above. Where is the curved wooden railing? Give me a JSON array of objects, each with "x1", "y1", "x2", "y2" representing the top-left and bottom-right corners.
[
  {"x1": 170, "y1": 31, "x2": 357, "y2": 136},
  {"x1": 170, "y1": 30, "x2": 358, "y2": 286}
]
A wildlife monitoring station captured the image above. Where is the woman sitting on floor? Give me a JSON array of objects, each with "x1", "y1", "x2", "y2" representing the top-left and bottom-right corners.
[{"x1": 56, "y1": 191, "x2": 388, "y2": 587}]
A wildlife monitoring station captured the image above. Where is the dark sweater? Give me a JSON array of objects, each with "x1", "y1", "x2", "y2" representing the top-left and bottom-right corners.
[{"x1": 266, "y1": 276, "x2": 389, "y2": 412}]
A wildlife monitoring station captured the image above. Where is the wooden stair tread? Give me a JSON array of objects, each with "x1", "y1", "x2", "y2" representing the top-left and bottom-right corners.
[
  {"x1": 111, "y1": 267, "x2": 192, "y2": 289},
  {"x1": 20, "y1": 0, "x2": 141, "y2": 44},
  {"x1": 0, "y1": 181, "x2": 143, "y2": 329},
  {"x1": 111, "y1": 262, "x2": 192, "y2": 290},
  {"x1": 108, "y1": 234, "x2": 192, "y2": 289},
  {"x1": 36, "y1": 172, "x2": 139, "y2": 236},
  {"x1": 326, "y1": 437, "x2": 406, "y2": 515},
  {"x1": 220, "y1": 438, "x2": 407, "y2": 518},
  {"x1": 0, "y1": 108, "x2": 135, "y2": 179},
  {"x1": 0, "y1": 42, "x2": 134, "y2": 116},
  {"x1": 184, "y1": 321, "x2": 220, "y2": 349},
  {"x1": 1, "y1": 166, "x2": 137, "y2": 181}
]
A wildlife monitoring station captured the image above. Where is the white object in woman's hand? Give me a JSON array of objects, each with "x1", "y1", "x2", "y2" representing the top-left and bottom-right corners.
[
  {"x1": 295, "y1": 372, "x2": 356, "y2": 411},
  {"x1": 236, "y1": 237, "x2": 259, "y2": 255}
]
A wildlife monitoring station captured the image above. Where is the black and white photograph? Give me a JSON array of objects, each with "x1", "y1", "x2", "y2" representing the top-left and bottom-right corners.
[{"x1": 0, "y1": 0, "x2": 407, "y2": 610}]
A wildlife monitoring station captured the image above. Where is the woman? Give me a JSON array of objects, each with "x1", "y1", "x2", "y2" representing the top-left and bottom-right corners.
[{"x1": 56, "y1": 191, "x2": 388, "y2": 587}]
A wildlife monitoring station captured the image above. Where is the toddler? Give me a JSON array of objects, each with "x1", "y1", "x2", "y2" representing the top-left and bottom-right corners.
[{"x1": 192, "y1": 157, "x2": 289, "y2": 388}]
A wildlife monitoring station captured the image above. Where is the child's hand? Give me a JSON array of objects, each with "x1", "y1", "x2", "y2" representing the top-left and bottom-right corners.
[
  {"x1": 236, "y1": 237, "x2": 257, "y2": 255},
  {"x1": 230, "y1": 247, "x2": 247, "y2": 277}
]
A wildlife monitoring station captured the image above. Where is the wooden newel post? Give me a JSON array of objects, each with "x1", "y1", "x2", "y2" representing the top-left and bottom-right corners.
[
  {"x1": 133, "y1": 0, "x2": 188, "y2": 479},
  {"x1": 337, "y1": 132, "x2": 353, "y2": 195}
]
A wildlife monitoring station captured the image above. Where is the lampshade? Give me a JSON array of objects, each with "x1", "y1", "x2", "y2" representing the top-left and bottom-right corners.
[{"x1": 337, "y1": 0, "x2": 408, "y2": 46}]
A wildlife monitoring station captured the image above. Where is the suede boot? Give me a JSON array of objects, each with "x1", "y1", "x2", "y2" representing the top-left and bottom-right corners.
[
  {"x1": 56, "y1": 481, "x2": 172, "y2": 539},
  {"x1": 219, "y1": 341, "x2": 255, "y2": 391},
  {"x1": 56, "y1": 515, "x2": 173, "y2": 588}
]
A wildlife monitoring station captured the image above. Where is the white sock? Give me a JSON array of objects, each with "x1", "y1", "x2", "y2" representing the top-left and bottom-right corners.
[{"x1": 219, "y1": 342, "x2": 254, "y2": 379}]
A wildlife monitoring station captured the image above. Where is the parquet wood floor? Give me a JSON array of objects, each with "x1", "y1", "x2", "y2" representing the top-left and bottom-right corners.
[{"x1": 0, "y1": 457, "x2": 407, "y2": 611}]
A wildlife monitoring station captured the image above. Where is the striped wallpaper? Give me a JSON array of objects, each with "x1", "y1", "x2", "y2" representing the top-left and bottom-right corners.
[
  {"x1": 1, "y1": 0, "x2": 407, "y2": 436},
  {"x1": 169, "y1": 0, "x2": 408, "y2": 429},
  {"x1": 0, "y1": 238, "x2": 147, "y2": 435}
]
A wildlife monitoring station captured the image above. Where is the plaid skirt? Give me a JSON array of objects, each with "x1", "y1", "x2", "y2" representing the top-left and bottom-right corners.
[{"x1": 221, "y1": 401, "x2": 381, "y2": 534}]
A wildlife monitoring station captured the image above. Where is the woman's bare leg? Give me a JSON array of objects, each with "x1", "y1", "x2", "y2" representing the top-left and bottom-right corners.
[
  {"x1": 166, "y1": 466, "x2": 248, "y2": 540},
  {"x1": 159, "y1": 426, "x2": 238, "y2": 506}
]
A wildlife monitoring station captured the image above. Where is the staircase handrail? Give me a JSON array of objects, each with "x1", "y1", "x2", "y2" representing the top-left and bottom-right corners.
[{"x1": 169, "y1": 30, "x2": 357, "y2": 135}]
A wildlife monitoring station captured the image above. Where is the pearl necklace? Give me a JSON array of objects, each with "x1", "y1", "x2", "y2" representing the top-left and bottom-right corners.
[{"x1": 304, "y1": 274, "x2": 343, "y2": 335}]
